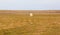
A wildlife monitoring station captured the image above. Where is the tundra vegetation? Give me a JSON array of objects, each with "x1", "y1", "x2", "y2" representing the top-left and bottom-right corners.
[{"x1": 0, "y1": 10, "x2": 60, "y2": 35}]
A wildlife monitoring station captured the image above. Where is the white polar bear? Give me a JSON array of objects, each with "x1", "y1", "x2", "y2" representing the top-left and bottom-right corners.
[{"x1": 30, "y1": 13, "x2": 33, "y2": 16}]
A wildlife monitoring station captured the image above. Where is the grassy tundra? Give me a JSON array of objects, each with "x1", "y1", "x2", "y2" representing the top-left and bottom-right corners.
[{"x1": 0, "y1": 10, "x2": 60, "y2": 35}]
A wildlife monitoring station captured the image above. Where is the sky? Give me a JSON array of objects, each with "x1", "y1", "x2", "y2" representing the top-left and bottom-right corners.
[{"x1": 0, "y1": 0, "x2": 60, "y2": 10}]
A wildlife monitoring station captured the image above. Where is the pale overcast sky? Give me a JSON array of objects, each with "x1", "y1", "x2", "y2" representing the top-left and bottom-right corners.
[{"x1": 0, "y1": 0, "x2": 60, "y2": 10}]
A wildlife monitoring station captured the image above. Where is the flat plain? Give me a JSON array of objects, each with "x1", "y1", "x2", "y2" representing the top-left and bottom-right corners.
[{"x1": 0, "y1": 10, "x2": 60, "y2": 35}]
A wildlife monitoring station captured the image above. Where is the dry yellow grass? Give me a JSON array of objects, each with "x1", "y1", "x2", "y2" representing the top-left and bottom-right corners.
[{"x1": 0, "y1": 10, "x2": 60, "y2": 35}]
